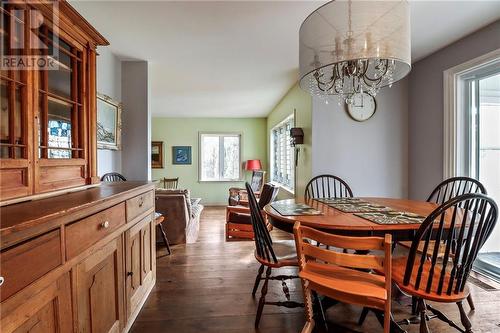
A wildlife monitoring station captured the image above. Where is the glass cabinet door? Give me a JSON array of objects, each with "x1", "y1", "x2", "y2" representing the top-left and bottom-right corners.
[
  {"x1": 37, "y1": 26, "x2": 84, "y2": 160},
  {"x1": 0, "y1": 4, "x2": 27, "y2": 160}
]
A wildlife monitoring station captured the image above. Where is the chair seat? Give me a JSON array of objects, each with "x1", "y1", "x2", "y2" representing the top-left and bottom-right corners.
[
  {"x1": 255, "y1": 240, "x2": 298, "y2": 268},
  {"x1": 391, "y1": 256, "x2": 469, "y2": 303},
  {"x1": 398, "y1": 240, "x2": 449, "y2": 258},
  {"x1": 300, "y1": 261, "x2": 387, "y2": 309},
  {"x1": 227, "y1": 211, "x2": 251, "y2": 224}
]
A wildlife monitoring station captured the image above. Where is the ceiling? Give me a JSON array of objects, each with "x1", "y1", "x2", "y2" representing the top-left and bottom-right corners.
[{"x1": 71, "y1": 1, "x2": 500, "y2": 118}]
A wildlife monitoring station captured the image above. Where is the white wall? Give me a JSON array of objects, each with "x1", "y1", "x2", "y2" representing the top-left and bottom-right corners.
[
  {"x1": 312, "y1": 78, "x2": 409, "y2": 198},
  {"x1": 121, "y1": 61, "x2": 151, "y2": 181},
  {"x1": 96, "y1": 48, "x2": 122, "y2": 177}
]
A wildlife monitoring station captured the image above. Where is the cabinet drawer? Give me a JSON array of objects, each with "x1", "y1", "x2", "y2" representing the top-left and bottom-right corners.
[
  {"x1": 0, "y1": 230, "x2": 62, "y2": 302},
  {"x1": 66, "y1": 203, "x2": 125, "y2": 259},
  {"x1": 126, "y1": 191, "x2": 154, "y2": 222}
]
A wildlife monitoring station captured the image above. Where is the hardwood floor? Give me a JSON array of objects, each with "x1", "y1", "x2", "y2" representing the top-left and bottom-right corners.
[{"x1": 131, "y1": 207, "x2": 500, "y2": 333}]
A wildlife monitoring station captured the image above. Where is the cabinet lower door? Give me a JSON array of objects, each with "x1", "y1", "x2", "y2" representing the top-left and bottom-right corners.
[
  {"x1": 125, "y1": 215, "x2": 155, "y2": 318},
  {"x1": 76, "y1": 236, "x2": 125, "y2": 333},
  {"x1": 2, "y1": 273, "x2": 72, "y2": 333}
]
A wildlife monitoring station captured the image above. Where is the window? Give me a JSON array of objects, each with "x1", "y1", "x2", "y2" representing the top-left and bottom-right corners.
[
  {"x1": 444, "y1": 52, "x2": 500, "y2": 282},
  {"x1": 199, "y1": 133, "x2": 241, "y2": 181},
  {"x1": 271, "y1": 115, "x2": 294, "y2": 191}
]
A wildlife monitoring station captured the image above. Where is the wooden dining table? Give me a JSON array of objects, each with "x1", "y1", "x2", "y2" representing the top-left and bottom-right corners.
[{"x1": 264, "y1": 197, "x2": 440, "y2": 242}]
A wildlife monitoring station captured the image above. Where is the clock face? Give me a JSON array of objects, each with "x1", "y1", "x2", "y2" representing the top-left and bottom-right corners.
[{"x1": 346, "y1": 93, "x2": 376, "y2": 122}]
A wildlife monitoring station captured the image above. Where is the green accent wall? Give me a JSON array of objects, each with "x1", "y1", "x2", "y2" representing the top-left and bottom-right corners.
[
  {"x1": 151, "y1": 118, "x2": 267, "y2": 205},
  {"x1": 267, "y1": 83, "x2": 312, "y2": 199}
]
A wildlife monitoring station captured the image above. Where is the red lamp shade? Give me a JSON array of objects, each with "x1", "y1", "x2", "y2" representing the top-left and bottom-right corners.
[{"x1": 245, "y1": 159, "x2": 262, "y2": 171}]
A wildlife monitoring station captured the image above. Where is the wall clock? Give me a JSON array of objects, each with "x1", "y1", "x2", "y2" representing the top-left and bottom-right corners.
[{"x1": 345, "y1": 92, "x2": 376, "y2": 122}]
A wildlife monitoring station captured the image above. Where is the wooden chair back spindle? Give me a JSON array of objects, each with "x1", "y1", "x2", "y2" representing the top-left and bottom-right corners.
[
  {"x1": 246, "y1": 182, "x2": 277, "y2": 264},
  {"x1": 258, "y1": 183, "x2": 279, "y2": 209},
  {"x1": 305, "y1": 174, "x2": 353, "y2": 200},
  {"x1": 403, "y1": 193, "x2": 498, "y2": 297}
]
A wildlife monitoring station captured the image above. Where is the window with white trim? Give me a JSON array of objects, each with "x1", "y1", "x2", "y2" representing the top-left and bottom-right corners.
[
  {"x1": 199, "y1": 133, "x2": 241, "y2": 181},
  {"x1": 271, "y1": 115, "x2": 294, "y2": 191}
]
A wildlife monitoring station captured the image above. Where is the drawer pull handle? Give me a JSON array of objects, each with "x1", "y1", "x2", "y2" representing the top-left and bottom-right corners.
[
  {"x1": 100, "y1": 221, "x2": 110, "y2": 229},
  {"x1": 0, "y1": 276, "x2": 4, "y2": 286},
  {"x1": 138, "y1": 197, "x2": 144, "y2": 207},
  {"x1": 127, "y1": 272, "x2": 133, "y2": 277}
]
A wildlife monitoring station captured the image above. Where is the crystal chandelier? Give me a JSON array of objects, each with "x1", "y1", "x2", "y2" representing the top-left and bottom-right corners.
[{"x1": 299, "y1": 0, "x2": 411, "y2": 104}]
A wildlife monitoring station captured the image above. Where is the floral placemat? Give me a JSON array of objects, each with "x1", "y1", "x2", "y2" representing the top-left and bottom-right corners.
[
  {"x1": 355, "y1": 211, "x2": 426, "y2": 225},
  {"x1": 314, "y1": 198, "x2": 393, "y2": 213},
  {"x1": 271, "y1": 202, "x2": 323, "y2": 216}
]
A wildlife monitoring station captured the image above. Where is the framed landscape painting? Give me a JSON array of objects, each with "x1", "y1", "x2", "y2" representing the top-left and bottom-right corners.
[
  {"x1": 97, "y1": 93, "x2": 122, "y2": 150},
  {"x1": 172, "y1": 146, "x2": 192, "y2": 165}
]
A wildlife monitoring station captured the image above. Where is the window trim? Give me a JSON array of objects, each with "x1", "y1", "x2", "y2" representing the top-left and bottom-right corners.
[
  {"x1": 198, "y1": 132, "x2": 243, "y2": 182},
  {"x1": 443, "y1": 48, "x2": 500, "y2": 179},
  {"x1": 270, "y1": 114, "x2": 295, "y2": 193}
]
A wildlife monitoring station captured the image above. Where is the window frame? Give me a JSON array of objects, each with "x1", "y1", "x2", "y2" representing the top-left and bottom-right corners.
[
  {"x1": 198, "y1": 132, "x2": 242, "y2": 182},
  {"x1": 270, "y1": 114, "x2": 295, "y2": 193}
]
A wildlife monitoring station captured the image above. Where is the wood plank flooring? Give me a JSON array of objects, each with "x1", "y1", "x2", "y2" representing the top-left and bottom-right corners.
[{"x1": 131, "y1": 207, "x2": 500, "y2": 333}]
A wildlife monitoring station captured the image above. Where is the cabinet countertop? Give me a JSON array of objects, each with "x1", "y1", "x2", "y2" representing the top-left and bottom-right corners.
[{"x1": 0, "y1": 181, "x2": 155, "y2": 249}]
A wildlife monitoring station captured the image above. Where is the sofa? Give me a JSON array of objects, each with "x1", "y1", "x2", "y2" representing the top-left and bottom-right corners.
[{"x1": 155, "y1": 189, "x2": 203, "y2": 245}]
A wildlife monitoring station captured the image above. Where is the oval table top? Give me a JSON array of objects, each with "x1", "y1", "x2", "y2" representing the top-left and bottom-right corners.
[{"x1": 264, "y1": 197, "x2": 441, "y2": 240}]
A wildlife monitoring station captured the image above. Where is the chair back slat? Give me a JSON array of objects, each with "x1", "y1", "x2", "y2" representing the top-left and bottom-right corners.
[
  {"x1": 299, "y1": 226, "x2": 384, "y2": 251},
  {"x1": 404, "y1": 194, "x2": 498, "y2": 297},
  {"x1": 246, "y1": 182, "x2": 278, "y2": 263},
  {"x1": 101, "y1": 172, "x2": 127, "y2": 182},
  {"x1": 305, "y1": 174, "x2": 353, "y2": 200},
  {"x1": 302, "y1": 243, "x2": 384, "y2": 270}
]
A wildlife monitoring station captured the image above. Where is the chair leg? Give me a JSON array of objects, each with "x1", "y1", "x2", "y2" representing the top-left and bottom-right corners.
[
  {"x1": 252, "y1": 264, "x2": 264, "y2": 297},
  {"x1": 466, "y1": 293, "x2": 475, "y2": 311},
  {"x1": 457, "y1": 301, "x2": 474, "y2": 333},
  {"x1": 358, "y1": 307, "x2": 369, "y2": 325},
  {"x1": 411, "y1": 296, "x2": 418, "y2": 315},
  {"x1": 300, "y1": 279, "x2": 315, "y2": 333},
  {"x1": 313, "y1": 291, "x2": 328, "y2": 332},
  {"x1": 255, "y1": 266, "x2": 271, "y2": 328},
  {"x1": 417, "y1": 299, "x2": 430, "y2": 333},
  {"x1": 157, "y1": 223, "x2": 171, "y2": 255}
]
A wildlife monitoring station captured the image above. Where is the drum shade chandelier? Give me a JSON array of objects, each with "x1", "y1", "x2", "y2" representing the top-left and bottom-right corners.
[{"x1": 299, "y1": 0, "x2": 411, "y2": 104}]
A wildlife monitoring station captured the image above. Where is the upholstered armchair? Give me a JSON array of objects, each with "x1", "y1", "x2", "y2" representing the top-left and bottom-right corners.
[
  {"x1": 228, "y1": 170, "x2": 266, "y2": 206},
  {"x1": 225, "y1": 182, "x2": 279, "y2": 240}
]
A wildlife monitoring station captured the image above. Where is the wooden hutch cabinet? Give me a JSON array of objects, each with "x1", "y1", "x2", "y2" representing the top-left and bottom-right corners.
[
  {"x1": 0, "y1": 2, "x2": 157, "y2": 333},
  {"x1": 0, "y1": 0, "x2": 104, "y2": 201}
]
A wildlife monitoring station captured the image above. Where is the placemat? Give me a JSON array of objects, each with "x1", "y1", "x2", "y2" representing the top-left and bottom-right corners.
[
  {"x1": 355, "y1": 211, "x2": 425, "y2": 225},
  {"x1": 271, "y1": 202, "x2": 323, "y2": 216},
  {"x1": 315, "y1": 198, "x2": 393, "y2": 213}
]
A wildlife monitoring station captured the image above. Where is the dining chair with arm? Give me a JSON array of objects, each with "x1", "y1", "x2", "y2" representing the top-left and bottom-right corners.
[
  {"x1": 304, "y1": 174, "x2": 353, "y2": 200},
  {"x1": 393, "y1": 193, "x2": 498, "y2": 333},
  {"x1": 293, "y1": 222, "x2": 393, "y2": 333},
  {"x1": 398, "y1": 176, "x2": 487, "y2": 311},
  {"x1": 245, "y1": 182, "x2": 304, "y2": 328}
]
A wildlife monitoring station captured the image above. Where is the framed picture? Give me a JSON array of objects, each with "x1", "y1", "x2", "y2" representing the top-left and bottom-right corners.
[
  {"x1": 151, "y1": 141, "x2": 164, "y2": 168},
  {"x1": 97, "y1": 93, "x2": 122, "y2": 150},
  {"x1": 172, "y1": 146, "x2": 192, "y2": 165}
]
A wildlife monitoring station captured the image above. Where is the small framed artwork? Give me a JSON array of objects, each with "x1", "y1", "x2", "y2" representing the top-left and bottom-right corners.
[
  {"x1": 97, "y1": 93, "x2": 122, "y2": 150},
  {"x1": 151, "y1": 141, "x2": 164, "y2": 169},
  {"x1": 172, "y1": 146, "x2": 192, "y2": 165}
]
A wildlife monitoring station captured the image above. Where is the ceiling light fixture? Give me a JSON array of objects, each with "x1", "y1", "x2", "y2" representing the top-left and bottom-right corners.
[{"x1": 299, "y1": 0, "x2": 411, "y2": 104}]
